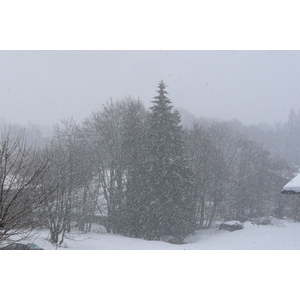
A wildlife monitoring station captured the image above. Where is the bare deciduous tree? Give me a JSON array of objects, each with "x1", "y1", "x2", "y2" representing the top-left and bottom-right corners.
[
  {"x1": 0, "y1": 128, "x2": 54, "y2": 245},
  {"x1": 84, "y1": 98, "x2": 147, "y2": 234},
  {"x1": 187, "y1": 122, "x2": 228, "y2": 229}
]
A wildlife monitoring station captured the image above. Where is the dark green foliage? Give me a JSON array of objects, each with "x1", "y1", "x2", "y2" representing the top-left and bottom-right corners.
[{"x1": 139, "y1": 81, "x2": 195, "y2": 240}]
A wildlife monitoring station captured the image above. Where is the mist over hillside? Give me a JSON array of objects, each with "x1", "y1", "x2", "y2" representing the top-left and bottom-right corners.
[{"x1": 2, "y1": 102, "x2": 300, "y2": 169}]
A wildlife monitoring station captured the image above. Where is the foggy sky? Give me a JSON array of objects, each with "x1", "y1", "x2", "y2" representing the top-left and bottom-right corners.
[{"x1": 1, "y1": 50, "x2": 300, "y2": 127}]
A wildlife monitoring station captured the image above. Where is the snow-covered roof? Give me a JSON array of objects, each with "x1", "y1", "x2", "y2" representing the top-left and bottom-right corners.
[{"x1": 282, "y1": 173, "x2": 300, "y2": 194}]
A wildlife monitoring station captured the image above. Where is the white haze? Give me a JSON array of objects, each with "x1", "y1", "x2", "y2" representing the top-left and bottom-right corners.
[{"x1": 1, "y1": 50, "x2": 300, "y2": 127}]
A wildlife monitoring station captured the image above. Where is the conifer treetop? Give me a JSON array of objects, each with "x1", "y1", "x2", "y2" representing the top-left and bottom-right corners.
[{"x1": 151, "y1": 80, "x2": 172, "y2": 108}]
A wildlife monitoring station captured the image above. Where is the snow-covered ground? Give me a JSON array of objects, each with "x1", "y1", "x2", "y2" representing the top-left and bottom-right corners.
[
  {"x1": 16, "y1": 217, "x2": 300, "y2": 250},
  {"x1": 3, "y1": 219, "x2": 300, "y2": 300}
]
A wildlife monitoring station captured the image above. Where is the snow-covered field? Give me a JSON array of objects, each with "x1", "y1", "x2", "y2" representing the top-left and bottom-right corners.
[
  {"x1": 3, "y1": 219, "x2": 300, "y2": 299},
  {"x1": 8, "y1": 217, "x2": 300, "y2": 250}
]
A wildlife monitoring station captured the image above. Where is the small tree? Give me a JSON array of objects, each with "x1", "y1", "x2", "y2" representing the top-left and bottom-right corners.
[{"x1": 43, "y1": 119, "x2": 87, "y2": 245}]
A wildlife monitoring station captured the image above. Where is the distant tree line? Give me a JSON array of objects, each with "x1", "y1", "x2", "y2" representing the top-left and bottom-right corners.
[{"x1": 0, "y1": 81, "x2": 298, "y2": 246}]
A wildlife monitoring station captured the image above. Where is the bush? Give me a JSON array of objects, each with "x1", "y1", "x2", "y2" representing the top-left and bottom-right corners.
[{"x1": 219, "y1": 220, "x2": 244, "y2": 231}]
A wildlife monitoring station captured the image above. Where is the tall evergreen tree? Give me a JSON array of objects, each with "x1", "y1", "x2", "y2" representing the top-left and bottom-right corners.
[{"x1": 143, "y1": 80, "x2": 195, "y2": 241}]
